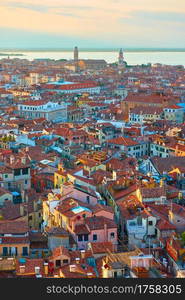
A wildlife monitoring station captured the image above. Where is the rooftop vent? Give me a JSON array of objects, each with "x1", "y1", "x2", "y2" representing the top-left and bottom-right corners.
[
  {"x1": 75, "y1": 258, "x2": 80, "y2": 264},
  {"x1": 35, "y1": 266, "x2": 40, "y2": 275},
  {"x1": 19, "y1": 265, "x2": 26, "y2": 274},
  {"x1": 69, "y1": 265, "x2": 76, "y2": 272}
]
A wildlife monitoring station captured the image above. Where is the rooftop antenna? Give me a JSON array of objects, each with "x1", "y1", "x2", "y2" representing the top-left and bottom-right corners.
[{"x1": 171, "y1": 198, "x2": 173, "y2": 214}]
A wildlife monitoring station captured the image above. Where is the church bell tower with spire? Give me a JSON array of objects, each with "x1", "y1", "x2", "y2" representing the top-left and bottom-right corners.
[{"x1": 118, "y1": 48, "x2": 127, "y2": 68}]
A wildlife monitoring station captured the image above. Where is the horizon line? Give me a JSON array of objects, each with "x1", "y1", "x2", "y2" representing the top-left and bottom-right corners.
[{"x1": 0, "y1": 47, "x2": 185, "y2": 52}]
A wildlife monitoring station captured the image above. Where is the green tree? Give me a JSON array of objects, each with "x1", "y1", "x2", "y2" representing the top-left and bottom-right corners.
[{"x1": 181, "y1": 232, "x2": 185, "y2": 244}]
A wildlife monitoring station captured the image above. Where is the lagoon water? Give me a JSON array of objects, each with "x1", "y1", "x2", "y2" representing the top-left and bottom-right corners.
[{"x1": 0, "y1": 50, "x2": 185, "y2": 66}]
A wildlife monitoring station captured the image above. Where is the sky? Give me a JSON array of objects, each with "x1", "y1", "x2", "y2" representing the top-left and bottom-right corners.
[{"x1": 0, "y1": 0, "x2": 185, "y2": 49}]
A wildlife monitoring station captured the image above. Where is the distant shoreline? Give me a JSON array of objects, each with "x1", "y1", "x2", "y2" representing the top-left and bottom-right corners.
[
  {"x1": 0, "y1": 48, "x2": 185, "y2": 53},
  {"x1": 0, "y1": 53, "x2": 24, "y2": 56}
]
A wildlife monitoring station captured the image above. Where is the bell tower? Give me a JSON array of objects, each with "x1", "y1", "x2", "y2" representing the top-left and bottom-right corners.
[
  {"x1": 118, "y1": 48, "x2": 127, "y2": 68},
  {"x1": 118, "y1": 48, "x2": 124, "y2": 65},
  {"x1": 74, "y1": 46, "x2": 78, "y2": 62},
  {"x1": 74, "y1": 46, "x2": 79, "y2": 72}
]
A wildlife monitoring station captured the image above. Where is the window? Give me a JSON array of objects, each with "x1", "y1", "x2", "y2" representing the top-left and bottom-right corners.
[
  {"x1": 78, "y1": 235, "x2": 83, "y2": 242},
  {"x1": 3, "y1": 247, "x2": 8, "y2": 256},
  {"x1": 114, "y1": 271, "x2": 117, "y2": 278},
  {"x1": 93, "y1": 234, "x2": 97, "y2": 241},
  {"x1": 25, "y1": 180, "x2": 28, "y2": 184},
  {"x1": 63, "y1": 259, "x2": 69, "y2": 264},
  {"x1": 4, "y1": 174, "x2": 8, "y2": 178},
  {"x1": 84, "y1": 234, "x2": 89, "y2": 241},
  {"x1": 110, "y1": 232, "x2": 115, "y2": 239},
  {"x1": 56, "y1": 260, "x2": 61, "y2": 267},
  {"x1": 148, "y1": 221, "x2": 153, "y2": 226},
  {"x1": 14, "y1": 169, "x2": 21, "y2": 176},
  {"x1": 29, "y1": 215, "x2": 32, "y2": 221},
  {"x1": 22, "y1": 247, "x2": 28, "y2": 256},
  {"x1": 22, "y1": 168, "x2": 28, "y2": 175}
]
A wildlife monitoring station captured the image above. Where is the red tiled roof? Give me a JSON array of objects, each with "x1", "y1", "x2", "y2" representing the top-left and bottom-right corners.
[
  {"x1": 85, "y1": 216, "x2": 117, "y2": 230},
  {"x1": 44, "y1": 82, "x2": 98, "y2": 91},
  {"x1": 60, "y1": 263, "x2": 97, "y2": 278},
  {"x1": 74, "y1": 224, "x2": 90, "y2": 234},
  {"x1": 90, "y1": 241, "x2": 114, "y2": 254},
  {"x1": 16, "y1": 258, "x2": 44, "y2": 276},
  {"x1": 1, "y1": 236, "x2": 30, "y2": 244},
  {"x1": 130, "y1": 106, "x2": 163, "y2": 115},
  {"x1": 107, "y1": 136, "x2": 137, "y2": 146},
  {"x1": 19, "y1": 100, "x2": 47, "y2": 106},
  {"x1": 0, "y1": 220, "x2": 29, "y2": 234},
  {"x1": 141, "y1": 187, "x2": 166, "y2": 199},
  {"x1": 156, "y1": 219, "x2": 176, "y2": 231}
]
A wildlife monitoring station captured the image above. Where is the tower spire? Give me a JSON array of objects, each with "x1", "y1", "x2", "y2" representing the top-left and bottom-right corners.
[
  {"x1": 118, "y1": 48, "x2": 127, "y2": 68},
  {"x1": 118, "y1": 48, "x2": 124, "y2": 65},
  {"x1": 74, "y1": 46, "x2": 79, "y2": 72}
]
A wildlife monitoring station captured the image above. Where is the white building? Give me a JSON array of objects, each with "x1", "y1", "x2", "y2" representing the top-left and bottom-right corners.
[{"x1": 18, "y1": 100, "x2": 67, "y2": 122}]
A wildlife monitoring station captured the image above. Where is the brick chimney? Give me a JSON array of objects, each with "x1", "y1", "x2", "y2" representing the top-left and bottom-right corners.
[
  {"x1": 44, "y1": 262, "x2": 48, "y2": 276},
  {"x1": 19, "y1": 265, "x2": 25, "y2": 274},
  {"x1": 104, "y1": 223, "x2": 108, "y2": 241},
  {"x1": 10, "y1": 155, "x2": 15, "y2": 165},
  {"x1": 80, "y1": 250, "x2": 85, "y2": 260},
  {"x1": 69, "y1": 265, "x2": 76, "y2": 272},
  {"x1": 19, "y1": 204, "x2": 25, "y2": 216},
  {"x1": 75, "y1": 258, "x2": 80, "y2": 264}
]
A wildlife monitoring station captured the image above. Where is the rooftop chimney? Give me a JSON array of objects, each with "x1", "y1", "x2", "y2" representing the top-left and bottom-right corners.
[
  {"x1": 10, "y1": 155, "x2": 15, "y2": 165},
  {"x1": 19, "y1": 265, "x2": 25, "y2": 274},
  {"x1": 104, "y1": 223, "x2": 108, "y2": 241},
  {"x1": 69, "y1": 264, "x2": 76, "y2": 272},
  {"x1": 35, "y1": 266, "x2": 40, "y2": 275},
  {"x1": 80, "y1": 250, "x2": 85, "y2": 259},
  {"x1": 44, "y1": 262, "x2": 48, "y2": 276},
  {"x1": 112, "y1": 171, "x2": 117, "y2": 181},
  {"x1": 75, "y1": 258, "x2": 80, "y2": 264}
]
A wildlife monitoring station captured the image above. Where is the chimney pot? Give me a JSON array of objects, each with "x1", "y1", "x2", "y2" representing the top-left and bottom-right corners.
[
  {"x1": 19, "y1": 265, "x2": 25, "y2": 274},
  {"x1": 35, "y1": 266, "x2": 40, "y2": 275},
  {"x1": 75, "y1": 258, "x2": 80, "y2": 264},
  {"x1": 44, "y1": 262, "x2": 48, "y2": 275},
  {"x1": 80, "y1": 250, "x2": 85, "y2": 259},
  {"x1": 10, "y1": 155, "x2": 15, "y2": 165},
  {"x1": 69, "y1": 264, "x2": 76, "y2": 272}
]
